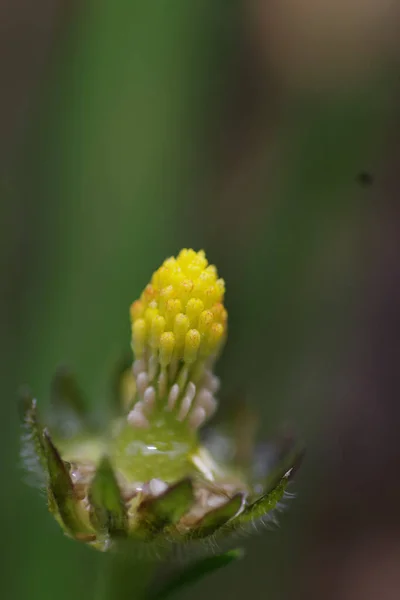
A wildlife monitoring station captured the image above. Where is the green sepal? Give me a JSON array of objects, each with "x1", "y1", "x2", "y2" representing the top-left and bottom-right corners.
[
  {"x1": 50, "y1": 365, "x2": 88, "y2": 435},
  {"x1": 230, "y1": 449, "x2": 303, "y2": 530},
  {"x1": 136, "y1": 478, "x2": 194, "y2": 538},
  {"x1": 150, "y1": 549, "x2": 244, "y2": 600},
  {"x1": 88, "y1": 456, "x2": 127, "y2": 537},
  {"x1": 234, "y1": 474, "x2": 289, "y2": 528},
  {"x1": 188, "y1": 493, "x2": 244, "y2": 540},
  {"x1": 262, "y1": 440, "x2": 305, "y2": 497},
  {"x1": 42, "y1": 428, "x2": 95, "y2": 541},
  {"x1": 19, "y1": 390, "x2": 47, "y2": 473}
]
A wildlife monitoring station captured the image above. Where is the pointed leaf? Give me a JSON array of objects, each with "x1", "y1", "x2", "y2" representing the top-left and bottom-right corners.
[
  {"x1": 228, "y1": 447, "x2": 304, "y2": 531},
  {"x1": 19, "y1": 390, "x2": 47, "y2": 482},
  {"x1": 189, "y1": 493, "x2": 244, "y2": 539},
  {"x1": 150, "y1": 549, "x2": 244, "y2": 600},
  {"x1": 262, "y1": 442, "x2": 305, "y2": 496},
  {"x1": 239, "y1": 476, "x2": 288, "y2": 525},
  {"x1": 136, "y1": 478, "x2": 194, "y2": 537},
  {"x1": 50, "y1": 366, "x2": 88, "y2": 435},
  {"x1": 89, "y1": 456, "x2": 127, "y2": 537},
  {"x1": 253, "y1": 432, "x2": 305, "y2": 491},
  {"x1": 42, "y1": 428, "x2": 95, "y2": 540}
]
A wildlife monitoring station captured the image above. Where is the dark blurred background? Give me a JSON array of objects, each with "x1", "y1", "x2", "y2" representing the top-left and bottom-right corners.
[{"x1": 1, "y1": 1, "x2": 400, "y2": 599}]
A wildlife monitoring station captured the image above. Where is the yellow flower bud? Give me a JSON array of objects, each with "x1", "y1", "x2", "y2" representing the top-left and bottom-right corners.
[
  {"x1": 159, "y1": 332, "x2": 175, "y2": 367},
  {"x1": 132, "y1": 319, "x2": 147, "y2": 356},
  {"x1": 184, "y1": 329, "x2": 201, "y2": 364},
  {"x1": 130, "y1": 249, "x2": 227, "y2": 368}
]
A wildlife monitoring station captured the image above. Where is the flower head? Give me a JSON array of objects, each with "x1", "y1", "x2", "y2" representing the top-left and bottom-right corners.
[
  {"x1": 21, "y1": 249, "x2": 303, "y2": 553},
  {"x1": 127, "y1": 249, "x2": 226, "y2": 434},
  {"x1": 131, "y1": 248, "x2": 226, "y2": 362}
]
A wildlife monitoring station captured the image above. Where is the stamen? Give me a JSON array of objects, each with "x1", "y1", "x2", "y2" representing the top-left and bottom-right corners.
[
  {"x1": 158, "y1": 368, "x2": 168, "y2": 399},
  {"x1": 203, "y1": 369, "x2": 220, "y2": 394},
  {"x1": 150, "y1": 315, "x2": 166, "y2": 349},
  {"x1": 143, "y1": 386, "x2": 156, "y2": 414},
  {"x1": 177, "y1": 365, "x2": 189, "y2": 391},
  {"x1": 169, "y1": 358, "x2": 178, "y2": 382},
  {"x1": 186, "y1": 298, "x2": 204, "y2": 329},
  {"x1": 184, "y1": 329, "x2": 200, "y2": 364},
  {"x1": 127, "y1": 403, "x2": 149, "y2": 429},
  {"x1": 132, "y1": 319, "x2": 147, "y2": 357},
  {"x1": 136, "y1": 372, "x2": 149, "y2": 395},
  {"x1": 133, "y1": 358, "x2": 146, "y2": 377},
  {"x1": 195, "y1": 389, "x2": 217, "y2": 418},
  {"x1": 173, "y1": 313, "x2": 190, "y2": 352},
  {"x1": 159, "y1": 332, "x2": 175, "y2": 367},
  {"x1": 148, "y1": 355, "x2": 158, "y2": 382},
  {"x1": 177, "y1": 382, "x2": 196, "y2": 421},
  {"x1": 188, "y1": 406, "x2": 206, "y2": 430},
  {"x1": 167, "y1": 383, "x2": 180, "y2": 411}
]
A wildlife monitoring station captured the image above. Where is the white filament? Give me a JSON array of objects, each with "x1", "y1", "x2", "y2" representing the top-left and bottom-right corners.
[
  {"x1": 167, "y1": 383, "x2": 180, "y2": 411},
  {"x1": 195, "y1": 389, "x2": 217, "y2": 418},
  {"x1": 127, "y1": 403, "x2": 149, "y2": 429},
  {"x1": 158, "y1": 369, "x2": 168, "y2": 399},
  {"x1": 136, "y1": 372, "x2": 149, "y2": 395},
  {"x1": 188, "y1": 406, "x2": 206, "y2": 430},
  {"x1": 143, "y1": 386, "x2": 156, "y2": 414},
  {"x1": 133, "y1": 358, "x2": 147, "y2": 377},
  {"x1": 177, "y1": 382, "x2": 196, "y2": 421},
  {"x1": 148, "y1": 355, "x2": 158, "y2": 382}
]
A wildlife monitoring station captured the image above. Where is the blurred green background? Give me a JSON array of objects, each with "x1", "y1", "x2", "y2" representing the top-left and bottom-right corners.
[{"x1": 1, "y1": 1, "x2": 400, "y2": 599}]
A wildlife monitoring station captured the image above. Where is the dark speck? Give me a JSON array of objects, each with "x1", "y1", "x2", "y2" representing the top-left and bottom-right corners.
[{"x1": 357, "y1": 171, "x2": 374, "y2": 186}]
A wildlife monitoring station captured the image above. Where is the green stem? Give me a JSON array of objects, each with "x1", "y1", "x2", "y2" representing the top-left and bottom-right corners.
[{"x1": 96, "y1": 552, "x2": 155, "y2": 600}]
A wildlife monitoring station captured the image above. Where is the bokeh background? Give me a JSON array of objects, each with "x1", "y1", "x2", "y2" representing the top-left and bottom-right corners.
[{"x1": 1, "y1": 1, "x2": 400, "y2": 599}]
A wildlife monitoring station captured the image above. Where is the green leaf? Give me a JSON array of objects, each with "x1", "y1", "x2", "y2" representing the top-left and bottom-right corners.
[
  {"x1": 150, "y1": 549, "x2": 244, "y2": 600},
  {"x1": 229, "y1": 446, "x2": 304, "y2": 530},
  {"x1": 136, "y1": 478, "x2": 194, "y2": 537},
  {"x1": 42, "y1": 428, "x2": 95, "y2": 541},
  {"x1": 237, "y1": 476, "x2": 289, "y2": 526},
  {"x1": 19, "y1": 390, "x2": 47, "y2": 477},
  {"x1": 89, "y1": 456, "x2": 127, "y2": 537},
  {"x1": 189, "y1": 493, "x2": 244, "y2": 539}
]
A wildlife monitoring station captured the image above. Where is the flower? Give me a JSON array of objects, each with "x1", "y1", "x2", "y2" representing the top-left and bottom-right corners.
[{"x1": 21, "y1": 249, "x2": 303, "y2": 553}]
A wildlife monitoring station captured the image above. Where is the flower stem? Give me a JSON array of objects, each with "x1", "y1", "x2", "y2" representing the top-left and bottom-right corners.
[{"x1": 96, "y1": 551, "x2": 155, "y2": 600}]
